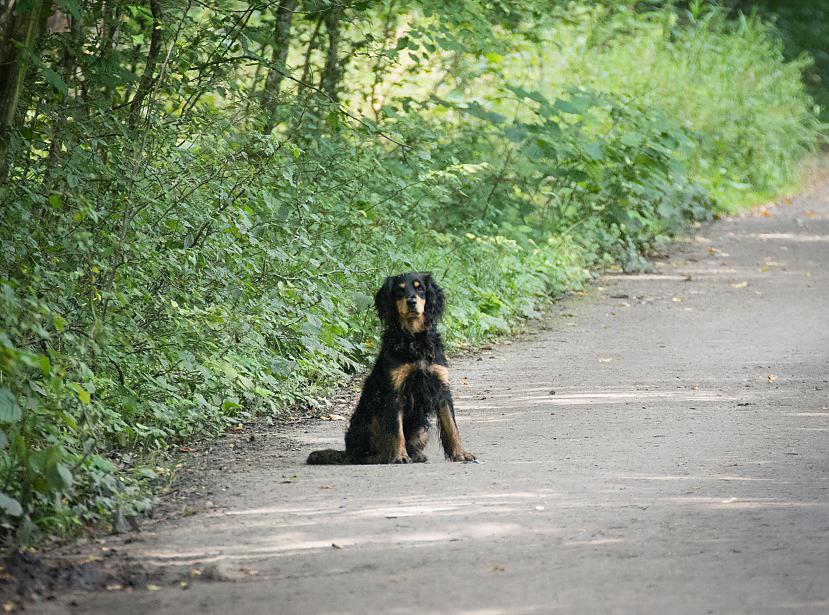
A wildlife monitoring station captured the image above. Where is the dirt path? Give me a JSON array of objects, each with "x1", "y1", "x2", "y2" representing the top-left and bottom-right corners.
[{"x1": 35, "y1": 186, "x2": 829, "y2": 614}]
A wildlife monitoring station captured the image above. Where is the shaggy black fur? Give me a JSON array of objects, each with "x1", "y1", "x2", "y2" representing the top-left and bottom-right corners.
[{"x1": 307, "y1": 272, "x2": 475, "y2": 464}]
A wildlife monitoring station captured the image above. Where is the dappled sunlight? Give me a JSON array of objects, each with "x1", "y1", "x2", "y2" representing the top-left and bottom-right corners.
[
  {"x1": 618, "y1": 474, "x2": 773, "y2": 482},
  {"x1": 564, "y1": 538, "x2": 625, "y2": 546},
  {"x1": 601, "y1": 273, "x2": 697, "y2": 281},
  {"x1": 750, "y1": 232, "x2": 829, "y2": 242},
  {"x1": 666, "y1": 496, "x2": 827, "y2": 510},
  {"x1": 212, "y1": 490, "x2": 558, "y2": 521},
  {"x1": 318, "y1": 607, "x2": 551, "y2": 615},
  {"x1": 136, "y1": 521, "x2": 544, "y2": 564},
  {"x1": 461, "y1": 388, "x2": 738, "y2": 411},
  {"x1": 130, "y1": 490, "x2": 568, "y2": 565}
]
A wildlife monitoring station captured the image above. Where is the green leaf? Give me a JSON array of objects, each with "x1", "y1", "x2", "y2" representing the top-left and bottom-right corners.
[
  {"x1": 42, "y1": 68, "x2": 68, "y2": 96},
  {"x1": 0, "y1": 429, "x2": 7, "y2": 450},
  {"x1": 553, "y1": 98, "x2": 590, "y2": 115},
  {"x1": 57, "y1": 0, "x2": 82, "y2": 20},
  {"x1": 69, "y1": 382, "x2": 91, "y2": 404},
  {"x1": 621, "y1": 131, "x2": 645, "y2": 148},
  {"x1": 504, "y1": 124, "x2": 527, "y2": 143},
  {"x1": 583, "y1": 142, "x2": 605, "y2": 161},
  {"x1": 462, "y1": 102, "x2": 505, "y2": 125},
  {"x1": 46, "y1": 462, "x2": 74, "y2": 491},
  {"x1": 0, "y1": 493, "x2": 22, "y2": 517},
  {"x1": 506, "y1": 85, "x2": 549, "y2": 106},
  {"x1": 136, "y1": 467, "x2": 157, "y2": 480},
  {"x1": 0, "y1": 389, "x2": 21, "y2": 423}
]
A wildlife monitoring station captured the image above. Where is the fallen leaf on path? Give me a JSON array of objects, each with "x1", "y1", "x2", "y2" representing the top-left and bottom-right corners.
[
  {"x1": 804, "y1": 210, "x2": 819, "y2": 219},
  {"x1": 3, "y1": 602, "x2": 16, "y2": 613},
  {"x1": 672, "y1": 296, "x2": 684, "y2": 303},
  {"x1": 230, "y1": 424, "x2": 245, "y2": 432},
  {"x1": 320, "y1": 414, "x2": 346, "y2": 421},
  {"x1": 731, "y1": 281, "x2": 749, "y2": 289},
  {"x1": 331, "y1": 543, "x2": 344, "y2": 549},
  {"x1": 105, "y1": 583, "x2": 123, "y2": 591},
  {"x1": 147, "y1": 584, "x2": 161, "y2": 592},
  {"x1": 721, "y1": 497, "x2": 739, "y2": 504},
  {"x1": 178, "y1": 446, "x2": 195, "y2": 453},
  {"x1": 490, "y1": 564, "x2": 505, "y2": 573},
  {"x1": 190, "y1": 569, "x2": 203, "y2": 577},
  {"x1": 598, "y1": 357, "x2": 613, "y2": 363},
  {"x1": 239, "y1": 568, "x2": 259, "y2": 576},
  {"x1": 180, "y1": 581, "x2": 189, "y2": 590},
  {"x1": 758, "y1": 208, "x2": 771, "y2": 217},
  {"x1": 768, "y1": 374, "x2": 777, "y2": 383},
  {"x1": 691, "y1": 384, "x2": 700, "y2": 390}
]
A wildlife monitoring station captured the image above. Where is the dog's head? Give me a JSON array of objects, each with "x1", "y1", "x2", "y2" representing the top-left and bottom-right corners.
[{"x1": 374, "y1": 272, "x2": 445, "y2": 333}]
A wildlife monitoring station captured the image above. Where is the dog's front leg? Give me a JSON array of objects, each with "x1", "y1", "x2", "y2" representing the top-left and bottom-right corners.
[
  {"x1": 383, "y1": 403, "x2": 412, "y2": 464},
  {"x1": 437, "y1": 398, "x2": 475, "y2": 462}
]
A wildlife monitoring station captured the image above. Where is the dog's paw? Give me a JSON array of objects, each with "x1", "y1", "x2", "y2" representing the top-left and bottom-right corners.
[
  {"x1": 449, "y1": 450, "x2": 476, "y2": 462},
  {"x1": 409, "y1": 451, "x2": 428, "y2": 463},
  {"x1": 391, "y1": 454, "x2": 412, "y2": 464}
]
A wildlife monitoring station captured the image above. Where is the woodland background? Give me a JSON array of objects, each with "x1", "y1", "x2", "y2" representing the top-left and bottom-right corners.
[{"x1": 0, "y1": 0, "x2": 824, "y2": 543}]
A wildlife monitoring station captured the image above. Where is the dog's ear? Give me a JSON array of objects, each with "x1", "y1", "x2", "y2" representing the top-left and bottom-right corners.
[
  {"x1": 374, "y1": 276, "x2": 396, "y2": 325},
  {"x1": 423, "y1": 273, "x2": 445, "y2": 323}
]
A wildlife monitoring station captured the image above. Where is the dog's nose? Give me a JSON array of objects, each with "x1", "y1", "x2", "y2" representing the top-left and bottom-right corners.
[{"x1": 406, "y1": 297, "x2": 417, "y2": 307}]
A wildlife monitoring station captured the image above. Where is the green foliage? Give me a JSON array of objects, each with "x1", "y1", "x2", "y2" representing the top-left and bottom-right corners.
[
  {"x1": 725, "y1": 0, "x2": 829, "y2": 121},
  {"x1": 0, "y1": 0, "x2": 820, "y2": 543}
]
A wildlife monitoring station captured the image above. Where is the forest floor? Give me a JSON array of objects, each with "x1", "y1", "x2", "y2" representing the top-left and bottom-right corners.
[{"x1": 10, "y1": 181, "x2": 829, "y2": 614}]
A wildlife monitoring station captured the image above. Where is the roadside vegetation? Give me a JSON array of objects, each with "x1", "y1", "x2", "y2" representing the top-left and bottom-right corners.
[{"x1": 0, "y1": 0, "x2": 821, "y2": 543}]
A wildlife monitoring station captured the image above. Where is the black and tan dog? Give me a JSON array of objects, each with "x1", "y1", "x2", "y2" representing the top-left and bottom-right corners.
[{"x1": 307, "y1": 272, "x2": 475, "y2": 464}]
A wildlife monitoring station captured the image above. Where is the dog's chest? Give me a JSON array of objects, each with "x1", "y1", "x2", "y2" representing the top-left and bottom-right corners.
[{"x1": 390, "y1": 360, "x2": 449, "y2": 392}]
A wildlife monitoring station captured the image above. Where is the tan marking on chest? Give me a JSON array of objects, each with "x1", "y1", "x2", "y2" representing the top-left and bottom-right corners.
[
  {"x1": 390, "y1": 363, "x2": 418, "y2": 390},
  {"x1": 427, "y1": 364, "x2": 449, "y2": 386},
  {"x1": 390, "y1": 361, "x2": 449, "y2": 390}
]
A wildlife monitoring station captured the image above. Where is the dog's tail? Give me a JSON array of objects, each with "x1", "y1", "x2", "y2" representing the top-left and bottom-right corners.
[{"x1": 306, "y1": 449, "x2": 350, "y2": 465}]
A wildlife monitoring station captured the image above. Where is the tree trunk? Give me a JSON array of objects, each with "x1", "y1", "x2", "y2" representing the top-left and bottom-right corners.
[
  {"x1": 45, "y1": 13, "x2": 85, "y2": 191},
  {"x1": 321, "y1": 6, "x2": 343, "y2": 102},
  {"x1": 0, "y1": 0, "x2": 48, "y2": 180},
  {"x1": 128, "y1": 0, "x2": 163, "y2": 130},
  {"x1": 262, "y1": 0, "x2": 297, "y2": 133}
]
